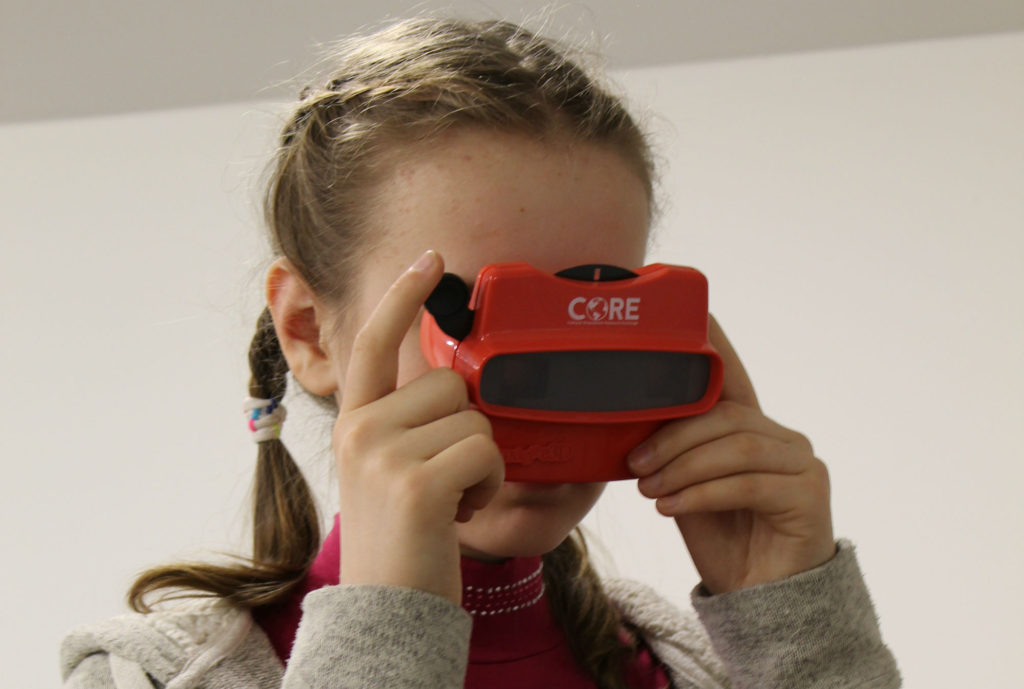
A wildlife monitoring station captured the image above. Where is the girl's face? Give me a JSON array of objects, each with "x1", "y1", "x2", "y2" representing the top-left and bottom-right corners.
[{"x1": 336, "y1": 128, "x2": 651, "y2": 560}]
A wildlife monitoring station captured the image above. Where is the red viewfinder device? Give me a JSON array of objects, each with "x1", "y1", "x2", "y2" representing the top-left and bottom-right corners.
[{"x1": 420, "y1": 263, "x2": 723, "y2": 483}]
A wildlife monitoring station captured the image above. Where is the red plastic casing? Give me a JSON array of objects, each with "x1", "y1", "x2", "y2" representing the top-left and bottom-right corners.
[{"x1": 420, "y1": 263, "x2": 722, "y2": 482}]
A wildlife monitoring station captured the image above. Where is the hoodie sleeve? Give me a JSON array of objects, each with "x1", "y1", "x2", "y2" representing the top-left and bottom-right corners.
[
  {"x1": 690, "y1": 539, "x2": 901, "y2": 689},
  {"x1": 66, "y1": 654, "x2": 162, "y2": 689},
  {"x1": 60, "y1": 602, "x2": 261, "y2": 689},
  {"x1": 64, "y1": 653, "x2": 119, "y2": 688},
  {"x1": 282, "y1": 584, "x2": 472, "y2": 689}
]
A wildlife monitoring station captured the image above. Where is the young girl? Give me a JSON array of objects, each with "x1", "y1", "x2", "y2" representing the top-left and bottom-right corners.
[{"x1": 61, "y1": 18, "x2": 900, "y2": 689}]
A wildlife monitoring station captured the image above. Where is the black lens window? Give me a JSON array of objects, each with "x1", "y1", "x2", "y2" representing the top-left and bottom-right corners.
[{"x1": 480, "y1": 351, "x2": 710, "y2": 412}]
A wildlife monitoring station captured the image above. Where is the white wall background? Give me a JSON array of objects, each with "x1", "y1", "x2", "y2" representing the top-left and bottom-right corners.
[{"x1": 2, "y1": 32, "x2": 1021, "y2": 687}]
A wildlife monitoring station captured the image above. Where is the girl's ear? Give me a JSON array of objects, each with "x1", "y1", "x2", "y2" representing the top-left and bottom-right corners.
[{"x1": 265, "y1": 258, "x2": 338, "y2": 397}]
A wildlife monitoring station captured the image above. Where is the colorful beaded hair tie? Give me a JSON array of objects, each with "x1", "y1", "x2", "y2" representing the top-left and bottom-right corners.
[{"x1": 243, "y1": 397, "x2": 287, "y2": 442}]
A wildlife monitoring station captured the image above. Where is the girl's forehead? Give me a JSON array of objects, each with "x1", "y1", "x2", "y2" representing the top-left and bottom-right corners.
[{"x1": 366, "y1": 130, "x2": 650, "y2": 280}]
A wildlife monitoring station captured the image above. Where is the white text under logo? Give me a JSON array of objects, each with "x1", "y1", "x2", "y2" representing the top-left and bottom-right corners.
[{"x1": 567, "y1": 296, "x2": 640, "y2": 322}]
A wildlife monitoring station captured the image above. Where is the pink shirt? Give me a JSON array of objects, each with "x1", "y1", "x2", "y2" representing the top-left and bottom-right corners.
[{"x1": 254, "y1": 515, "x2": 670, "y2": 688}]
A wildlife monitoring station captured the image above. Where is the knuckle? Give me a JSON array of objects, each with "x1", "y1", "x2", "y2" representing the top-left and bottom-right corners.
[
  {"x1": 483, "y1": 434, "x2": 503, "y2": 458},
  {"x1": 372, "y1": 440, "x2": 407, "y2": 469},
  {"x1": 733, "y1": 432, "x2": 764, "y2": 458},
  {"x1": 335, "y1": 413, "x2": 379, "y2": 459},
  {"x1": 716, "y1": 399, "x2": 748, "y2": 425},
  {"x1": 807, "y1": 458, "x2": 831, "y2": 499},
  {"x1": 655, "y1": 497, "x2": 676, "y2": 517},
  {"x1": 431, "y1": 366, "x2": 461, "y2": 385},
  {"x1": 461, "y1": 409, "x2": 493, "y2": 436},
  {"x1": 358, "y1": 448, "x2": 398, "y2": 486},
  {"x1": 484, "y1": 437, "x2": 506, "y2": 468},
  {"x1": 637, "y1": 477, "x2": 660, "y2": 499},
  {"x1": 737, "y1": 474, "x2": 761, "y2": 502},
  {"x1": 466, "y1": 432, "x2": 503, "y2": 464},
  {"x1": 788, "y1": 429, "x2": 815, "y2": 454},
  {"x1": 391, "y1": 469, "x2": 430, "y2": 510},
  {"x1": 463, "y1": 430, "x2": 491, "y2": 452},
  {"x1": 431, "y1": 368, "x2": 469, "y2": 404}
]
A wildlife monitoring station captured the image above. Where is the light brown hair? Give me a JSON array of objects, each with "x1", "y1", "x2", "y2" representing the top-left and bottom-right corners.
[{"x1": 130, "y1": 17, "x2": 655, "y2": 689}]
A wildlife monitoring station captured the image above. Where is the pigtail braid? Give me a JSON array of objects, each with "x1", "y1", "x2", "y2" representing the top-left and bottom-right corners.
[
  {"x1": 543, "y1": 529, "x2": 638, "y2": 689},
  {"x1": 128, "y1": 309, "x2": 320, "y2": 612},
  {"x1": 248, "y1": 307, "x2": 321, "y2": 576}
]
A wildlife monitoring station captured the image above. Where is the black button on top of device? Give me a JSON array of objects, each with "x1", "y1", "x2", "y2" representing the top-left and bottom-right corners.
[
  {"x1": 424, "y1": 265, "x2": 639, "y2": 340},
  {"x1": 425, "y1": 273, "x2": 474, "y2": 340},
  {"x1": 555, "y1": 264, "x2": 639, "y2": 282}
]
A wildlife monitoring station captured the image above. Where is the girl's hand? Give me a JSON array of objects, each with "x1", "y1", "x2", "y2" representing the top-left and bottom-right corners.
[
  {"x1": 334, "y1": 251, "x2": 505, "y2": 605},
  {"x1": 628, "y1": 316, "x2": 836, "y2": 594}
]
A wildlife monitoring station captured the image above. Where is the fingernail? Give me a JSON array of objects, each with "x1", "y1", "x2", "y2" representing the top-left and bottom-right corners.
[
  {"x1": 638, "y1": 472, "x2": 662, "y2": 496},
  {"x1": 410, "y1": 250, "x2": 437, "y2": 273},
  {"x1": 657, "y1": 494, "x2": 682, "y2": 514},
  {"x1": 627, "y1": 444, "x2": 654, "y2": 474}
]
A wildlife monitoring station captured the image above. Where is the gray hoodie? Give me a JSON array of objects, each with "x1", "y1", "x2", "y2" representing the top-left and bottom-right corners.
[{"x1": 61, "y1": 540, "x2": 900, "y2": 689}]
